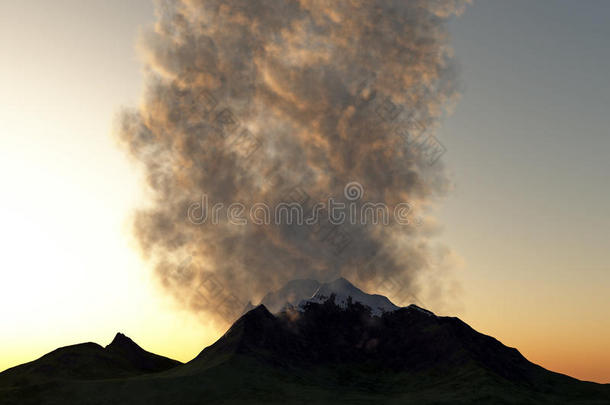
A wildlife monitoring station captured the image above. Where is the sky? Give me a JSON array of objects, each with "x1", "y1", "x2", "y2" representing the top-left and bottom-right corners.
[{"x1": 0, "y1": 0, "x2": 608, "y2": 383}]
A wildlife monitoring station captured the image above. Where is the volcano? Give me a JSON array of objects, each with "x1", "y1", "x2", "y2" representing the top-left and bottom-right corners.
[{"x1": 1, "y1": 278, "x2": 608, "y2": 404}]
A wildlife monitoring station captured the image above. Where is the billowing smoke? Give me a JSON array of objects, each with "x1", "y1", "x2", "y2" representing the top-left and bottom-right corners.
[{"x1": 118, "y1": 0, "x2": 467, "y2": 325}]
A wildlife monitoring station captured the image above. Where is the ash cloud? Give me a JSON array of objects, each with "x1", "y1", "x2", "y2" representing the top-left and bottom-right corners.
[{"x1": 118, "y1": 0, "x2": 468, "y2": 324}]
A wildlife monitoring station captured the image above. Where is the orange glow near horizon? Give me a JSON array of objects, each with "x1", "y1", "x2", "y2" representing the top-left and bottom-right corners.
[{"x1": 1, "y1": 0, "x2": 609, "y2": 386}]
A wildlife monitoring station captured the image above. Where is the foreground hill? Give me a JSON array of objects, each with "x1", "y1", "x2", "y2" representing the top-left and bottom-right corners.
[
  {"x1": 0, "y1": 333, "x2": 180, "y2": 393},
  {"x1": 1, "y1": 282, "x2": 608, "y2": 404}
]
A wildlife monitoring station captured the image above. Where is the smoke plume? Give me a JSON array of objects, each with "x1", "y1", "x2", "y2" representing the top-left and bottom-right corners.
[{"x1": 118, "y1": 0, "x2": 467, "y2": 324}]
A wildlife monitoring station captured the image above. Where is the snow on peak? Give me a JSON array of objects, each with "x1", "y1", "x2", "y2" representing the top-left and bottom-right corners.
[
  {"x1": 257, "y1": 279, "x2": 321, "y2": 313},
  {"x1": 248, "y1": 277, "x2": 435, "y2": 318},
  {"x1": 297, "y1": 277, "x2": 400, "y2": 316}
]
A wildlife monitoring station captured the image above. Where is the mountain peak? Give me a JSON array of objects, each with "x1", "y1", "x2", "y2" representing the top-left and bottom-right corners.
[
  {"x1": 247, "y1": 277, "x2": 430, "y2": 318},
  {"x1": 104, "y1": 332, "x2": 181, "y2": 373},
  {"x1": 250, "y1": 304, "x2": 274, "y2": 317},
  {"x1": 254, "y1": 279, "x2": 321, "y2": 313},
  {"x1": 326, "y1": 277, "x2": 354, "y2": 288},
  {"x1": 299, "y1": 277, "x2": 401, "y2": 316},
  {"x1": 107, "y1": 333, "x2": 139, "y2": 350}
]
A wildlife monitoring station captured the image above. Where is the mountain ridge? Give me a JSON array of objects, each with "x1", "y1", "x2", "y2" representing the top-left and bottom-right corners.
[
  {"x1": 1, "y1": 279, "x2": 609, "y2": 404},
  {"x1": 0, "y1": 333, "x2": 181, "y2": 390}
]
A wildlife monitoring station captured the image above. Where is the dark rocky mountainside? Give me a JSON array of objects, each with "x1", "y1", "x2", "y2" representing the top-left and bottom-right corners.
[
  {"x1": 185, "y1": 299, "x2": 609, "y2": 404},
  {"x1": 1, "y1": 297, "x2": 608, "y2": 404},
  {"x1": 0, "y1": 333, "x2": 180, "y2": 390}
]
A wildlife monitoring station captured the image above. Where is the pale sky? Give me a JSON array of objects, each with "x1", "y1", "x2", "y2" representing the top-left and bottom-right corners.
[{"x1": 0, "y1": 0, "x2": 608, "y2": 383}]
